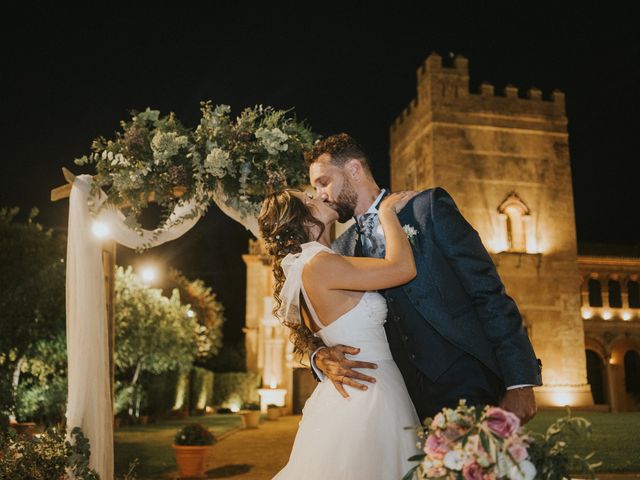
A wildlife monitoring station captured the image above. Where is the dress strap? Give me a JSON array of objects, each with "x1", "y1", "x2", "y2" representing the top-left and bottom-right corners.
[{"x1": 300, "y1": 280, "x2": 326, "y2": 330}]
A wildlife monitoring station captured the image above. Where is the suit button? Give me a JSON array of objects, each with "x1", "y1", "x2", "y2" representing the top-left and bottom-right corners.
[
  {"x1": 410, "y1": 353, "x2": 416, "y2": 360},
  {"x1": 389, "y1": 297, "x2": 395, "y2": 303},
  {"x1": 402, "y1": 335, "x2": 409, "y2": 341},
  {"x1": 394, "y1": 315, "x2": 400, "y2": 322}
]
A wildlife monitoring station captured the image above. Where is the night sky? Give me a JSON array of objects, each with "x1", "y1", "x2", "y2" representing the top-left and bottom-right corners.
[{"x1": 2, "y1": 3, "x2": 639, "y2": 342}]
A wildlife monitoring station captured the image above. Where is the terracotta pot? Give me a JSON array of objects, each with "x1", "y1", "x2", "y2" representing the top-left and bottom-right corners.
[
  {"x1": 173, "y1": 444, "x2": 212, "y2": 478},
  {"x1": 267, "y1": 408, "x2": 280, "y2": 420},
  {"x1": 240, "y1": 410, "x2": 261, "y2": 428},
  {"x1": 13, "y1": 422, "x2": 37, "y2": 438}
]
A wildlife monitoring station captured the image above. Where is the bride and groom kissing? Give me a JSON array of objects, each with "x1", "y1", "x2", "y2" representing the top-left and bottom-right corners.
[{"x1": 257, "y1": 133, "x2": 543, "y2": 479}]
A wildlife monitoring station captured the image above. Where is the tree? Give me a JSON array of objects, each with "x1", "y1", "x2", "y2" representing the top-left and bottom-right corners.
[
  {"x1": 0, "y1": 207, "x2": 66, "y2": 419},
  {"x1": 114, "y1": 266, "x2": 199, "y2": 416},
  {"x1": 166, "y1": 268, "x2": 225, "y2": 363}
]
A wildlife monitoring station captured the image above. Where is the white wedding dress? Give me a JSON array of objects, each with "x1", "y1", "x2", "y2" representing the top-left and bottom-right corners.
[{"x1": 273, "y1": 242, "x2": 421, "y2": 480}]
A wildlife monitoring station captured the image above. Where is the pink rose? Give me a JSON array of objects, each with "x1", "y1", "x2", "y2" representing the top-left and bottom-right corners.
[
  {"x1": 484, "y1": 407, "x2": 520, "y2": 438},
  {"x1": 431, "y1": 412, "x2": 446, "y2": 429},
  {"x1": 508, "y1": 442, "x2": 529, "y2": 463},
  {"x1": 425, "y1": 433, "x2": 450, "y2": 458},
  {"x1": 462, "y1": 462, "x2": 484, "y2": 480},
  {"x1": 426, "y1": 467, "x2": 447, "y2": 478}
]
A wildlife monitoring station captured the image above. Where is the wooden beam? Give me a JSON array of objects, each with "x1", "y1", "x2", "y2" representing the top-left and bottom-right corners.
[
  {"x1": 52, "y1": 167, "x2": 186, "y2": 203},
  {"x1": 51, "y1": 167, "x2": 76, "y2": 202}
]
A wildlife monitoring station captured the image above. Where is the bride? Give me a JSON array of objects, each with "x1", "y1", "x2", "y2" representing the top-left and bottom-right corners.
[{"x1": 258, "y1": 188, "x2": 422, "y2": 480}]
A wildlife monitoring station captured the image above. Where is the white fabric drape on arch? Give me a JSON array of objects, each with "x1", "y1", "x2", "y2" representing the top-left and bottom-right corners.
[{"x1": 66, "y1": 175, "x2": 201, "y2": 479}]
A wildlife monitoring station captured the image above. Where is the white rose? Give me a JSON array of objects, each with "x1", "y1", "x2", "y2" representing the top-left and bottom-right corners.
[
  {"x1": 443, "y1": 449, "x2": 466, "y2": 471},
  {"x1": 508, "y1": 460, "x2": 536, "y2": 480}
]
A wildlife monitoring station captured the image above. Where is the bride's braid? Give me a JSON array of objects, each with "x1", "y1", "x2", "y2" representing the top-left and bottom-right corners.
[{"x1": 258, "y1": 190, "x2": 326, "y2": 357}]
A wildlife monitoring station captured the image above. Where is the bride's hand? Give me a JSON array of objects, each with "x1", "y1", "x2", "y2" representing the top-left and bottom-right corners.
[{"x1": 379, "y1": 191, "x2": 418, "y2": 215}]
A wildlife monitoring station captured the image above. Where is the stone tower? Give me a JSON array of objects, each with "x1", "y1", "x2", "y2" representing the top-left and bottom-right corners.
[{"x1": 389, "y1": 52, "x2": 593, "y2": 407}]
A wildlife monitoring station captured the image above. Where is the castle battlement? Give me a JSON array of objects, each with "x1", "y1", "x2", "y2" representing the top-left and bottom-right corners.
[{"x1": 390, "y1": 52, "x2": 567, "y2": 143}]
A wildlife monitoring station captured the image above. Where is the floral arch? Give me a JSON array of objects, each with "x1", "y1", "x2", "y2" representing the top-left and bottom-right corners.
[{"x1": 51, "y1": 103, "x2": 316, "y2": 478}]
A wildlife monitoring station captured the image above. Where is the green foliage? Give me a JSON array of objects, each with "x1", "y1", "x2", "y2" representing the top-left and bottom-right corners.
[
  {"x1": 527, "y1": 408, "x2": 601, "y2": 480},
  {"x1": 74, "y1": 103, "x2": 317, "y2": 239},
  {"x1": 0, "y1": 426, "x2": 99, "y2": 480},
  {"x1": 166, "y1": 268, "x2": 225, "y2": 361},
  {"x1": 0, "y1": 207, "x2": 65, "y2": 369},
  {"x1": 0, "y1": 208, "x2": 66, "y2": 420},
  {"x1": 115, "y1": 266, "x2": 199, "y2": 378},
  {"x1": 206, "y1": 339, "x2": 247, "y2": 373},
  {"x1": 173, "y1": 422, "x2": 216, "y2": 446},
  {"x1": 13, "y1": 331, "x2": 68, "y2": 423},
  {"x1": 212, "y1": 372, "x2": 261, "y2": 407}
]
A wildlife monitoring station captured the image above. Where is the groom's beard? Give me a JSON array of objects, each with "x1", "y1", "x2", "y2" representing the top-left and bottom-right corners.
[{"x1": 331, "y1": 176, "x2": 358, "y2": 223}]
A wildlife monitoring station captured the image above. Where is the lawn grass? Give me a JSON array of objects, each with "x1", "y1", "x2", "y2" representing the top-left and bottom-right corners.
[
  {"x1": 114, "y1": 414, "x2": 244, "y2": 478},
  {"x1": 526, "y1": 409, "x2": 640, "y2": 473}
]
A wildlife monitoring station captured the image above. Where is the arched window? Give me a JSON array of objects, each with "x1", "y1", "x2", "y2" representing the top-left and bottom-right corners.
[
  {"x1": 588, "y1": 279, "x2": 603, "y2": 307},
  {"x1": 608, "y1": 280, "x2": 622, "y2": 308},
  {"x1": 498, "y1": 192, "x2": 531, "y2": 253},
  {"x1": 628, "y1": 280, "x2": 640, "y2": 308},
  {"x1": 586, "y1": 350, "x2": 605, "y2": 404},
  {"x1": 624, "y1": 350, "x2": 640, "y2": 394}
]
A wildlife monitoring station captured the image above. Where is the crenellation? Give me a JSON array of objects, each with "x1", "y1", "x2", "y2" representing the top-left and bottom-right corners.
[
  {"x1": 505, "y1": 83, "x2": 519, "y2": 98},
  {"x1": 454, "y1": 54, "x2": 469, "y2": 74},
  {"x1": 552, "y1": 88, "x2": 566, "y2": 107},
  {"x1": 528, "y1": 86, "x2": 543, "y2": 100},
  {"x1": 480, "y1": 81, "x2": 495, "y2": 96}
]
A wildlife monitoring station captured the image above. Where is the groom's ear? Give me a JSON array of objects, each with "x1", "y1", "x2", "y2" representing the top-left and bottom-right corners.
[{"x1": 345, "y1": 158, "x2": 363, "y2": 180}]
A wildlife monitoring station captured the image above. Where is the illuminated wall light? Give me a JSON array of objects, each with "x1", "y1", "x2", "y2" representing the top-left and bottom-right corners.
[
  {"x1": 622, "y1": 311, "x2": 632, "y2": 321},
  {"x1": 602, "y1": 310, "x2": 612, "y2": 320},
  {"x1": 269, "y1": 378, "x2": 278, "y2": 389},
  {"x1": 581, "y1": 308, "x2": 593, "y2": 320},
  {"x1": 91, "y1": 221, "x2": 110, "y2": 238},
  {"x1": 140, "y1": 267, "x2": 156, "y2": 283},
  {"x1": 187, "y1": 309, "x2": 196, "y2": 318},
  {"x1": 550, "y1": 391, "x2": 575, "y2": 407}
]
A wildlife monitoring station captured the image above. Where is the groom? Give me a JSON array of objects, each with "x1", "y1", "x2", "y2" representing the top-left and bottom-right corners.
[{"x1": 304, "y1": 133, "x2": 542, "y2": 423}]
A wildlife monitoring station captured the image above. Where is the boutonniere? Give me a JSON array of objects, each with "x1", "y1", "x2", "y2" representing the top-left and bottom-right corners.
[{"x1": 402, "y1": 224, "x2": 419, "y2": 248}]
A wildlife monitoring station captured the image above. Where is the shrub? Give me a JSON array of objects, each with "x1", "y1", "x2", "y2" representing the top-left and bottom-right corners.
[
  {"x1": 212, "y1": 372, "x2": 260, "y2": 408},
  {"x1": 174, "y1": 423, "x2": 216, "y2": 446},
  {"x1": 0, "y1": 426, "x2": 99, "y2": 480}
]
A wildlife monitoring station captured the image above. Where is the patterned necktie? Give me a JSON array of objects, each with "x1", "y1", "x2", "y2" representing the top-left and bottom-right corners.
[{"x1": 357, "y1": 213, "x2": 386, "y2": 258}]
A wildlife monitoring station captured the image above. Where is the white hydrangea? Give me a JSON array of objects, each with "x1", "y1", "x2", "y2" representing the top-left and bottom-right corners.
[
  {"x1": 255, "y1": 127, "x2": 289, "y2": 155},
  {"x1": 204, "y1": 148, "x2": 231, "y2": 178},
  {"x1": 151, "y1": 131, "x2": 189, "y2": 164}
]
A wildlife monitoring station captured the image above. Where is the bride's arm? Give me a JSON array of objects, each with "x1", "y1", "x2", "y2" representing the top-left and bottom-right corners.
[{"x1": 305, "y1": 191, "x2": 418, "y2": 291}]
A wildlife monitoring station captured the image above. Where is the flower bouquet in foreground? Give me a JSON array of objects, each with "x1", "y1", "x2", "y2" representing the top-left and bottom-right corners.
[{"x1": 403, "y1": 400, "x2": 600, "y2": 480}]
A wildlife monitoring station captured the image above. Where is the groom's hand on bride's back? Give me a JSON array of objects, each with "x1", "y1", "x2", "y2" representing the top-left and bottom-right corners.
[{"x1": 314, "y1": 345, "x2": 378, "y2": 399}]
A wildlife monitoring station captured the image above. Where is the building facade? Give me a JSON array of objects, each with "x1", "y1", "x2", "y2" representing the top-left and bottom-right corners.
[{"x1": 243, "y1": 53, "x2": 640, "y2": 413}]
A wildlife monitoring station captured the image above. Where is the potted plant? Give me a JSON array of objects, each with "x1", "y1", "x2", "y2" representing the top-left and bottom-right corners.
[
  {"x1": 267, "y1": 404, "x2": 281, "y2": 420},
  {"x1": 172, "y1": 423, "x2": 216, "y2": 478},
  {"x1": 239, "y1": 402, "x2": 261, "y2": 428}
]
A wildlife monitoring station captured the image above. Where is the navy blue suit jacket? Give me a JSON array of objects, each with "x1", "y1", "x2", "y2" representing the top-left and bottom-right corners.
[{"x1": 331, "y1": 187, "x2": 543, "y2": 388}]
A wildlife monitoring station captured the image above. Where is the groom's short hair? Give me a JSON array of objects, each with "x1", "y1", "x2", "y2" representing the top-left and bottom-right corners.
[{"x1": 305, "y1": 133, "x2": 372, "y2": 175}]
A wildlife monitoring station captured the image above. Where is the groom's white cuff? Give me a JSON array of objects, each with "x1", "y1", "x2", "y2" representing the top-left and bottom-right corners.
[
  {"x1": 310, "y1": 346, "x2": 327, "y2": 381},
  {"x1": 506, "y1": 384, "x2": 535, "y2": 390}
]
